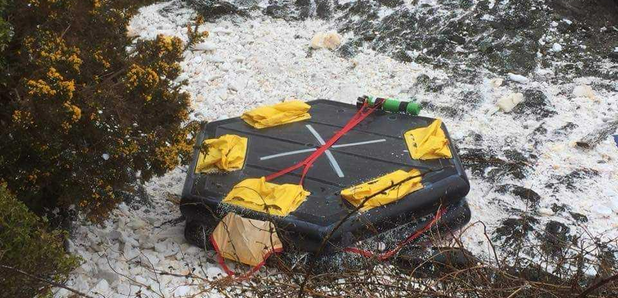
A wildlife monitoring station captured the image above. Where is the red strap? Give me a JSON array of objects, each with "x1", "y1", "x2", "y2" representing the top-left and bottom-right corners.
[
  {"x1": 265, "y1": 101, "x2": 382, "y2": 184},
  {"x1": 209, "y1": 234, "x2": 283, "y2": 280},
  {"x1": 344, "y1": 207, "x2": 446, "y2": 261}
]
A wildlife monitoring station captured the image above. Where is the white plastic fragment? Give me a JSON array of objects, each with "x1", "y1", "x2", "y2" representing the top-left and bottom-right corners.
[
  {"x1": 551, "y1": 43, "x2": 563, "y2": 52},
  {"x1": 507, "y1": 73, "x2": 530, "y2": 83},
  {"x1": 102, "y1": 153, "x2": 110, "y2": 160},
  {"x1": 496, "y1": 92, "x2": 524, "y2": 112},
  {"x1": 573, "y1": 85, "x2": 597, "y2": 101}
]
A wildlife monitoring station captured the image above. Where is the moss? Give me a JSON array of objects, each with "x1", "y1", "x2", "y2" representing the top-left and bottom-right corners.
[{"x1": 0, "y1": 185, "x2": 79, "y2": 298}]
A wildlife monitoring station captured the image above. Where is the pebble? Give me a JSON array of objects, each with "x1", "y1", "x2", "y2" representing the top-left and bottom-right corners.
[
  {"x1": 593, "y1": 204, "x2": 613, "y2": 217},
  {"x1": 206, "y1": 266, "x2": 225, "y2": 279},
  {"x1": 310, "y1": 31, "x2": 342, "y2": 50},
  {"x1": 89, "y1": 279, "x2": 110, "y2": 296},
  {"x1": 193, "y1": 41, "x2": 217, "y2": 51},
  {"x1": 174, "y1": 285, "x2": 192, "y2": 296},
  {"x1": 538, "y1": 208, "x2": 554, "y2": 216}
]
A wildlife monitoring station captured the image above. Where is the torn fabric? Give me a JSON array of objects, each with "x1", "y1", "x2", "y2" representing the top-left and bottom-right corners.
[
  {"x1": 223, "y1": 177, "x2": 310, "y2": 216},
  {"x1": 241, "y1": 100, "x2": 311, "y2": 129},
  {"x1": 404, "y1": 119, "x2": 453, "y2": 160},
  {"x1": 211, "y1": 213, "x2": 283, "y2": 266},
  {"x1": 195, "y1": 134, "x2": 248, "y2": 173},
  {"x1": 341, "y1": 169, "x2": 423, "y2": 211}
]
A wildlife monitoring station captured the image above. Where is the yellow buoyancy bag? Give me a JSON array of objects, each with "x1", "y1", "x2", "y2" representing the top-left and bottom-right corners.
[
  {"x1": 241, "y1": 100, "x2": 311, "y2": 129},
  {"x1": 341, "y1": 169, "x2": 423, "y2": 211},
  {"x1": 195, "y1": 134, "x2": 248, "y2": 173},
  {"x1": 404, "y1": 119, "x2": 452, "y2": 160},
  {"x1": 223, "y1": 177, "x2": 310, "y2": 216}
]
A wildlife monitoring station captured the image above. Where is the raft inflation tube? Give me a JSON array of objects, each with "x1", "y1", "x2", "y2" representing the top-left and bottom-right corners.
[
  {"x1": 357, "y1": 95, "x2": 422, "y2": 116},
  {"x1": 181, "y1": 99, "x2": 470, "y2": 272}
]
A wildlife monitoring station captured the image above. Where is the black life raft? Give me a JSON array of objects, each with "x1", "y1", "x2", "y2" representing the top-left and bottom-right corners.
[{"x1": 180, "y1": 100, "x2": 471, "y2": 256}]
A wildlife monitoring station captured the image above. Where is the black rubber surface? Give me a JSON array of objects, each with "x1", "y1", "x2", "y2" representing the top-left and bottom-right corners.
[{"x1": 181, "y1": 100, "x2": 471, "y2": 253}]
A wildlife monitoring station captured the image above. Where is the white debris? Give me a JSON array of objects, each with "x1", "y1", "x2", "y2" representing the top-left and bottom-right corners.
[
  {"x1": 310, "y1": 31, "x2": 342, "y2": 50},
  {"x1": 551, "y1": 43, "x2": 563, "y2": 52},
  {"x1": 507, "y1": 73, "x2": 530, "y2": 83},
  {"x1": 573, "y1": 85, "x2": 597, "y2": 101},
  {"x1": 101, "y1": 153, "x2": 110, "y2": 160},
  {"x1": 496, "y1": 93, "x2": 524, "y2": 112}
]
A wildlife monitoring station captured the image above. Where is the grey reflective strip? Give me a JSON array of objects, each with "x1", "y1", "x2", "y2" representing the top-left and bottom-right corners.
[
  {"x1": 259, "y1": 139, "x2": 386, "y2": 161},
  {"x1": 260, "y1": 148, "x2": 317, "y2": 161},
  {"x1": 306, "y1": 125, "x2": 345, "y2": 178},
  {"x1": 332, "y1": 139, "x2": 386, "y2": 148}
]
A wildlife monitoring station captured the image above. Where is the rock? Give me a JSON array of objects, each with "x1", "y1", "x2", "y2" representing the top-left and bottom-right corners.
[
  {"x1": 174, "y1": 285, "x2": 192, "y2": 296},
  {"x1": 573, "y1": 85, "x2": 597, "y2": 100},
  {"x1": 496, "y1": 184, "x2": 541, "y2": 207},
  {"x1": 127, "y1": 218, "x2": 148, "y2": 230},
  {"x1": 96, "y1": 269, "x2": 120, "y2": 285},
  {"x1": 186, "y1": 0, "x2": 250, "y2": 21},
  {"x1": 512, "y1": 89, "x2": 556, "y2": 119},
  {"x1": 207, "y1": 56, "x2": 225, "y2": 63},
  {"x1": 490, "y1": 78, "x2": 503, "y2": 88},
  {"x1": 538, "y1": 207, "x2": 554, "y2": 216},
  {"x1": 542, "y1": 221, "x2": 571, "y2": 256},
  {"x1": 497, "y1": 92, "x2": 524, "y2": 112},
  {"x1": 507, "y1": 73, "x2": 530, "y2": 84},
  {"x1": 89, "y1": 279, "x2": 110, "y2": 296},
  {"x1": 310, "y1": 31, "x2": 342, "y2": 50},
  {"x1": 193, "y1": 41, "x2": 217, "y2": 51},
  {"x1": 593, "y1": 204, "x2": 613, "y2": 217},
  {"x1": 141, "y1": 252, "x2": 160, "y2": 266},
  {"x1": 108, "y1": 230, "x2": 122, "y2": 241},
  {"x1": 123, "y1": 243, "x2": 140, "y2": 260},
  {"x1": 206, "y1": 266, "x2": 225, "y2": 279},
  {"x1": 138, "y1": 234, "x2": 155, "y2": 249},
  {"x1": 609, "y1": 193, "x2": 618, "y2": 213}
]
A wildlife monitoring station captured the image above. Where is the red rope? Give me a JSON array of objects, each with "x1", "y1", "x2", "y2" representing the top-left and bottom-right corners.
[
  {"x1": 343, "y1": 207, "x2": 446, "y2": 261},
  {"x1": 210, "y1": 234, "x2": 283, "y2": 280},
  {"x1": 265, "y1": 100, "x2": 382, "y2": 184}
]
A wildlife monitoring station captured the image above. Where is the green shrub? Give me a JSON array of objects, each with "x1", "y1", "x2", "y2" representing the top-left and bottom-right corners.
[
  {"x1": 0, "y1": 0, "x2": 200, "y2": 220},
  {"x1": 0, "y1": 185, "x2": 79, "y2": 298}
]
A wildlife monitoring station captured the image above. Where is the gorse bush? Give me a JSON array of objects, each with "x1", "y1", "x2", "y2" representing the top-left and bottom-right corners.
[
  {"x1": 0, "y1": 185, "x2": 79, "y2": 298},
  {"x1": 0, "y1": 0, "x2": 198, "y2": 220}
]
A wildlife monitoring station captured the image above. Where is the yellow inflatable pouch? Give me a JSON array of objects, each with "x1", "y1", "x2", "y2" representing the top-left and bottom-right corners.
[
  {"x1": 195, "y1": 134, "x2": 247, "y2": 173},
  {"x1": 241, "y1": 100, "x2": 311, "y2": 129},
  {"x1": 404, "y1": 119, "x2": 452, "y2": 160},
  {"x1": 223, "y1": 177, "x2": 310, "y2": 216},
  {"x1": 341, "y1": 169, "x2": 423, "y2": 211}
]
